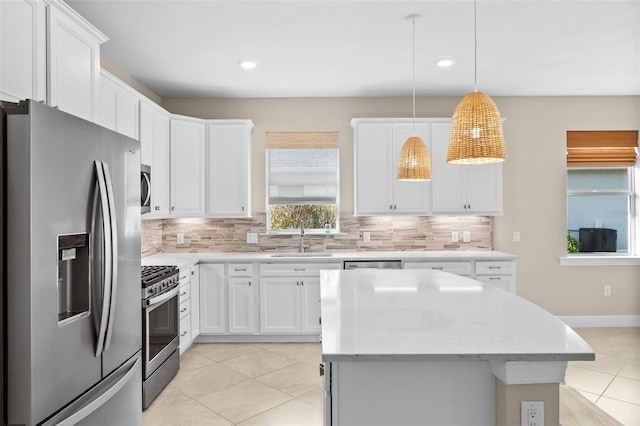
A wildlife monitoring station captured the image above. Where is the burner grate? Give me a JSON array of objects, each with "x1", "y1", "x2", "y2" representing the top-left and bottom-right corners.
[{"x1": 141, "y1": 265, "x2": 178, "y2": 288}]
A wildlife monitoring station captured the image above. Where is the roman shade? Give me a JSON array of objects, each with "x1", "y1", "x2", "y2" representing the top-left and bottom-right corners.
[
  {"x1": 266, "y1": 132, "x2": 339, "y2": 205},
  {"x1": 567, "y1": 130, "x2": 639, "y2": 167}
]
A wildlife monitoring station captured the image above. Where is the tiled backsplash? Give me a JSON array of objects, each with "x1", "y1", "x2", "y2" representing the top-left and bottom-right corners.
[{"x1": 142, "y1": 214, "x2": 493, "y2": 257}]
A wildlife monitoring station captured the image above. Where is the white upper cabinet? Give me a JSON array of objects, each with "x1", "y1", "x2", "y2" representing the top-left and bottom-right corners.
[
  {"x1": 353, "y1": 119, "x2": 431, "y2": 215},
  {"x1": 140, "y1": 99, "x2": 171, "y2": 215},
  {"x1": 0, "y1": 0, "x2": 46, "y2": 103},
  {"x1": 99, "y1": 70, "x2": 139, "y2": 139},
  {"x1": 206, "y1": 121, "x2": 254, "y2": 217},
  {"x1": 170, "y1": 116, "x2": 206, "y2": 216},
  {"x1": 46, "y1": 0, "x2": 107, "y2": 122},
  {"x1": 431, "y1": 122, "x2": 503, "y2": 214}
]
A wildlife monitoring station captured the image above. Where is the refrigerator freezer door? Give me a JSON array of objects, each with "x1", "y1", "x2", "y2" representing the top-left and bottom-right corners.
[
  {"x1": 41, "y1": 352, "x2": 142, "y2": 426},
  {"x1": 99, "y1": 127, "x2": 142, "y2": 377},
  {"x1": 6, "y1": 101, "x2": 102, "y2": 425}
]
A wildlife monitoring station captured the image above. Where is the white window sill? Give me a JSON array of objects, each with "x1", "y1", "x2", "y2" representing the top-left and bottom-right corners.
[{"x1": 560, "y1": 255, "x2": 640, "y2": 266}]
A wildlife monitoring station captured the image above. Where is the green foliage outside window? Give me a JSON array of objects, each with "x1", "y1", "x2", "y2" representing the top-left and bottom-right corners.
[
  {"x1": 270, "y1": 205, "x2": 337, "y2": 231},
  {"x1": 567, "y1": 231, "x2": 580, "y2": 253}
]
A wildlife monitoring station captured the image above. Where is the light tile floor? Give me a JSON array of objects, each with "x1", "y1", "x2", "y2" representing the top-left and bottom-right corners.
[
  {"x1": 143, "y1": 328, "x2": 640, "y2": 426},
  {"x1": 143, "y1": 342, "x2": 324, "y2": 426},
  {"x1": 566, "y1": 328, "x2": 640, "y2": 425}
]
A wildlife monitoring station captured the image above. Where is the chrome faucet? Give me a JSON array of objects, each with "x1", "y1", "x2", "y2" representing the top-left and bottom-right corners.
[{"x1": 299, "y1": 220, "x2": 310, "y2": 253}]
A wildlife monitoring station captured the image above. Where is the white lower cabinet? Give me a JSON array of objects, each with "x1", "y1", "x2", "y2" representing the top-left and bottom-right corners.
[
  {"x1": 199, "y1": 264, "x2": 226, "y2": 334},
  {"x1": 228, "y1": 263, "x2": 258, "y2": 334},
  {"x1": 259, "y1": 263, "x2": 341, "y2": 334},
  {"x1": 403, "y1": 259, "x2": 516, "y2": 293}
]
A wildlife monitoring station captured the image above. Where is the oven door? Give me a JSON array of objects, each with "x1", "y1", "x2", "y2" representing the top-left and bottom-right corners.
[
  {"x1": 143, "y1": 286, "x2": 179, "y2": 379},
  {"x1": 141, "y1": 164, "x2": 151, "y2": 214}
]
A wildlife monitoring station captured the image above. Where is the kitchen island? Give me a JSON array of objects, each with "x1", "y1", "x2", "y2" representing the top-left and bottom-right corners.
[{"x1": 320, "y1": 269, "x2": 594, "y2": 426}]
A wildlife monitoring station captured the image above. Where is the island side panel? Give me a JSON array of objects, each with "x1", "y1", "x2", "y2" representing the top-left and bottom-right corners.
[{"x1": 330, "y1": 360, "x2": 495, "y2": 426}]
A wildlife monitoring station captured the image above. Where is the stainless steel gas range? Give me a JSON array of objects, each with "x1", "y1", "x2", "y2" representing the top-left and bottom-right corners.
[{"x1": 141, "y1": 265, "x2": 180, "y2": 409}]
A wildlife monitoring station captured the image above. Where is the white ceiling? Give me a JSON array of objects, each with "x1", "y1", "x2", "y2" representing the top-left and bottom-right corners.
[{"x1": 66, "y1": 0, "x2": 640, "y2": 99}]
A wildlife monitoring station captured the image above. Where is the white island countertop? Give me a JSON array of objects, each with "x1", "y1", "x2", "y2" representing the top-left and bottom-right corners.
[{"x1": 320, "y1": 269, "x2": 594, "y2": 363}]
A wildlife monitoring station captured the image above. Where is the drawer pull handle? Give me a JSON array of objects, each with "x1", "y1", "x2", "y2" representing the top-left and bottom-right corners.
[
  {"x1": 489, "y1": 277, "x2": 501, "y2": 280},
  {"x1": 235, "y1": 268, "x2": 247, "y2": 272},
  {"x1": 180, "y1": 307, "x2": 188, "y2": 313},
  {"x1": 180, "y1": 331, "x2": 188, "y2": 337},
  {"x1": 488, "y1": 266, "x2": 501, "y2": 269},
  {"x1": 294, "y1": 268, "x2": 305, "y2": 271},
  {"x1": 180, "y1": 292, "x2": 187, "y2": 296},
  {"x1": 432, "y1": 267, "x2": 443, "y2": 270}
]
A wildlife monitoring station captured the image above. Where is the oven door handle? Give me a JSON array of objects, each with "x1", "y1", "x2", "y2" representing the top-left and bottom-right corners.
[{"x1": 146, "y1": 286, "x2": 180, "y2": 308}]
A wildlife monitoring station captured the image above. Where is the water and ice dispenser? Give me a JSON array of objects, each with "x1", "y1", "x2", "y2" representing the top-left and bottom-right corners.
[{"x1": 57, "y1": 233, "x2": 90, "y2": 325}]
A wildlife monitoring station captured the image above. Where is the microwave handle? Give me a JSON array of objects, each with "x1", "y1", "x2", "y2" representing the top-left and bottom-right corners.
[{"x1": 141, "y1": 171, "x2": 151, "y2": 206}]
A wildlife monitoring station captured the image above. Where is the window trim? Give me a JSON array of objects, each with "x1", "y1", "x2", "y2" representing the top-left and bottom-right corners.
[
  {"x1": 566, "y1": 165, "x2": 636, "y2": 257},
  {"x1": 265, "y1": 146, "x2": 341, "y2": 234}
]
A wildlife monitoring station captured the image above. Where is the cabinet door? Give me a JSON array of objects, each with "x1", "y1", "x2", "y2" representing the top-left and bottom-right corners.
[
  {"x1": 300, "y1": 277, "x2": 321, "y2": 333},
  {"x1": 199, "y1": 264, "x2": 226, "y2": 334},
  {"x1": 465, "y1": 163, "x2": 502, "y2": 214},
  {"x1": 207, "y1": 123, "x2": 251, "y2": 217},
  {"x1": 354, "y1": 123, "x2": 394, "y2": 215},
  {"x1": 431, "y1": 122, "x2": 467, "y2": 213},
  {"x1": 392, "y1": 123, "x2": 432, "y2": 214},
  {"x1": 228, "y1": 278, "x2": 256, "y2": 334},
  {"x1": 140, "y1": 101, "x2": 170, "y2": 215},
  {"x1": 0, "y1": 0, "x2": 46, "y2": 103},
  {"x1": 260, "y1": 277, "x2": 300, "y2": 333},
  {"x1": 170, "y1": 118, "x2": 205, "y2": 216},
  {"x1": 99, "y1": 71, "x2": 139, "y2": 139},
  {"x1": 47, "y1": 3, "x2": 104, "y2": 122}
]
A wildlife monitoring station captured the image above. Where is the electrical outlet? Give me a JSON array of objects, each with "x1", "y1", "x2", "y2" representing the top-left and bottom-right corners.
[
  {"x1": 513, "y1": 231, "x2": 521, "y2": 243},
  {"x1": 604, "y1": 284, "x2": 612, "y2": 296},
  {"x1": 521, "y1": 401, "x2": 544, "y2": 426},
  {"x1": 363, "y1": 232, "x2": 371, "y2": 243},
  {"x1": 246, "y1": 232, "x2": 258, "y2": 244},
  {"x1": 451, "y1": 231, "x2": 459, "y2": 243},
  {"x1": 177, "y1": 232, "x2": 184, "y2": 245},
  {"x1": 463, "y1": 231, "x2": 471, "y2": 243}
]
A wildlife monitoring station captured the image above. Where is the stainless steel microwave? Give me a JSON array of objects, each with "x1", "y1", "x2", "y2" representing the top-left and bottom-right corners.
[{"x1": 141, "y1": 164, "x2": 151, "y2": 214}]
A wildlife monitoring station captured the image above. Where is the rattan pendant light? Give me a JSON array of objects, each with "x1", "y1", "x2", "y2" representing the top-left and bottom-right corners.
[
  {"x1": 447, "y1": 0, "x2": 505, "y2": 164},
  {"x1": 397, "y1": 14, "x2": 431, "y2": 181}
]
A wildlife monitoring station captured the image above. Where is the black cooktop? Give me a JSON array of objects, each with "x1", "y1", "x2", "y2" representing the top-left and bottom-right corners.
[{"x1": 141, "y1": 265, "x2": 178, "y2": 288}]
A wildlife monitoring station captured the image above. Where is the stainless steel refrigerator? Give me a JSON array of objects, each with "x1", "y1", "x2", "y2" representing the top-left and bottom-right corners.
[{"x1": 1, "y1": 100, "x2": 142, "y2": 425}]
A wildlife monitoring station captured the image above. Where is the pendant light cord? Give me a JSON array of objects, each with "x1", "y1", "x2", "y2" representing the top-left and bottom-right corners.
[
  {"x1": 412, "y1": 17, "x2": 416, "y2": 133},
  {"x1": 473, "y1": 0, "x2": 478, "y2": 92}
]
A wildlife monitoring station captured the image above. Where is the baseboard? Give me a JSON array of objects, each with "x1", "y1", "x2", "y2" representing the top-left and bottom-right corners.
[{"x1": 559, "y1": 315, "x2": 640, "y2": 328}]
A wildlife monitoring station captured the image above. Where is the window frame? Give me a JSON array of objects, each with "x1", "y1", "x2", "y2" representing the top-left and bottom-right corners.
[
  {"x1": 265, "y1": 147, "x2": 341, "y2": 235},
  {"x1": 566, "y1": 165, "x2": 637, "y2": 257}
]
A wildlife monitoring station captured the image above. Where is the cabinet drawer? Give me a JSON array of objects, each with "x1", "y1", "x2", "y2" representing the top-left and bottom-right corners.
[
  {"x1": 475, "y1": 275, "x2": 515, "y2": 293},
  {"x1": 403, "y1": 261, "x2": 472, "y2": 276},
  {"x1": 179, "y1": 299, "x2": 191, "y2": 319},
  {"x1": 179, "y1": 282, "x2": 191, "y2": 303},
  {"x1": 179, "y1": 268, "x2": 191, "y2": 284},
  {"x1": 475, "y1": 261, "x2": 514, "y2": 275},
  {"x1": 260, "y1": 262, "x2": 342, "y2": 277},
  {"x1": 228, "y1": 263, "x2": 253, "y2": 277},
  {"x1": 179, "y1": 315, "x2": 191, "y2": 343}
]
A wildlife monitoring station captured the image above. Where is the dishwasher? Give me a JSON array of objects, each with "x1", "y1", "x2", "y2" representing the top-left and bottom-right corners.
[{"x1": 343, "y1": 260, "x2": 402, "y2": 269}]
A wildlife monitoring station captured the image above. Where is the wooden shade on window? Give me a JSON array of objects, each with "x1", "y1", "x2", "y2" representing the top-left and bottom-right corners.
[
  {"x1": 266, "y1": 132, "x2": 339, "y2": 149},
  {"x1": 567, "y1": 130, "x2": 639, "y2": 167}
]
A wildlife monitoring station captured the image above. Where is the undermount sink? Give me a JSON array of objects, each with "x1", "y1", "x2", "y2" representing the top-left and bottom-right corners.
[{"x1": 269, "y1": 253, "x2": 333, "y2": 257}]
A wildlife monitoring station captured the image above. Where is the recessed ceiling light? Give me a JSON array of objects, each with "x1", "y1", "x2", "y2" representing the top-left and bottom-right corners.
[
  {"x1": 239, "y1": 60, "x2": 257, "y2": 69},
  {"x1": 436, "y1": 59, "x2": 454, "y2": 68}
]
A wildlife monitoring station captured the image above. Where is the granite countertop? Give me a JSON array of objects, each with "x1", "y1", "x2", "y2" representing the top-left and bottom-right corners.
[
  {"x1": 141, "y1": 250, "x2": 517, "y2": 270},
  {"x1": 320, "y1": 269, "x2": 594, "y2": 363}
]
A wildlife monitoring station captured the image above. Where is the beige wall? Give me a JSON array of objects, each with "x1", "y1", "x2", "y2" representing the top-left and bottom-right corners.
[{"x1": 163, "y1": 95, "x2": 640, "y2": 317}]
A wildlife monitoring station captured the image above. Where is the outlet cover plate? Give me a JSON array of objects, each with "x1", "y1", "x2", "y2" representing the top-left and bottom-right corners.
[{"x1": 521, "y1": 400, "x2": 544, "y2": 426}]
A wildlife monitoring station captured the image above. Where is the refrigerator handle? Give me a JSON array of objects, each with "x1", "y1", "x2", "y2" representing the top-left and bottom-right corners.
[
  {"x1": 93, "y1": 161, "x2": 113, "y2": 357},
  {"x1": 44, "y1": 355, "x2": 141, "y2": 426},
  {"x1": 102, "y1": 162, "x2": 119, "y2": 351}
]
